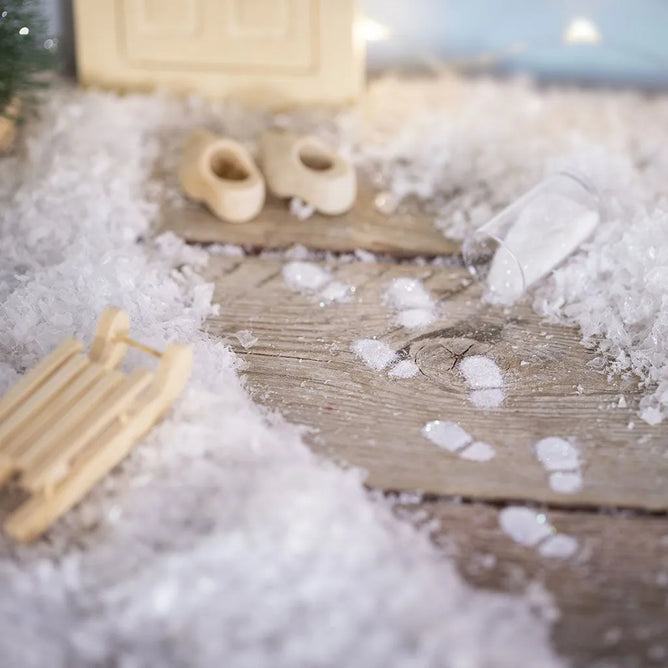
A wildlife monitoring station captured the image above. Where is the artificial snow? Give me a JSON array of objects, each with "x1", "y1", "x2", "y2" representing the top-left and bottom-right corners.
[
  {"x1": 459, "y1": 355, "x2": 504, "y2": 389},
  {"x1": 548, "y1": 471, "x2": 583, "y2": 495},
  {"x1": 384, "y1": 277, "x2": 437, "y2": 328},
  {"x1": 396, "y1": 307, "x2": 437, "y2": 328},
  {"x1": 282, "y1": 261, "x2": 351, "y2": 305},
  {"x1": 351, "y1": 338, "x2": 397, "y2": 371},
  {"x1": 499, "y1": 508, "x2": 578, "y2": 560},
  {"x1": 538, "y1": 534, "x2": 579, "y2": 559},
  {"x1": 459, "y1": 441, "x2": 496, "y2": 462},
  {"x1": 353, "y1": 344, "x2": 419, "y2": 380},
  {"x1": 387, "y1": 359, "x2": 420, "y2": 379},
  {"x1": 289, "y1": 197, "x2": 315, "y2": 220},
  {"x1": 422, "y1": 420, "x2": 496, "y2": 461},
  {"x1": 533, "y1": 437, "x2": 583, "y2": 494},
  {"x1": 534, "y1": 437, "x2": 580, "y2": 472},
  {"x1": 499, "y1": 507, "x2": 553, "y2": 547},
  {"x1": 233, "y1": 329, "x2": 258, "y2": 349},
  {"x1": 534, "y1": 210, "x2": 668, "y2": 424},
  {"x1": 468, "y1": 388, "x2": 505, "y2": 409},
  {"x1": 640, "y1": 406, "x2": 663, "y2": 426},
  {"x1": 422, "y1": 420, "x2": 471, "y2": 452},
  {"x1": 385, "y1": 277, "x2": 434, "y2": 309},
  {"x1": 458, "y1": 355, "x2": 505, "y2": 408},
  {"x1": 347, "y1": 75, "x2": 668, "y2": 424},
  {"x1": 282, "y1": 261, "x2": 332, "y2": 292},
  {"x1": 319, "y1": 280, "x2": 352, "y2": 303}
]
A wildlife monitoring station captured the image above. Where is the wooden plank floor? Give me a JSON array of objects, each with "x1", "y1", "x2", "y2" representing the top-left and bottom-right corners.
[
  {"x1": 204, "y1": 255, "x2": 667, "y2": 511},
  {"x1": 161, "y1": 179, "x2": 458, "y2": 257},
  {"x1": 202, "y1": 253, "x2": 668, "y2": 666},
  {"x1": 409, "y1": 501, "x2": 668, "y2": 668}
]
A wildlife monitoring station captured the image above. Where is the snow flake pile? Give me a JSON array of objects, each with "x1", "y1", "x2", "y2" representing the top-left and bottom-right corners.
[
  {"x1": 384, "y1": 277, "x2": 438, "y2": 328},
  {"x1": 458, "y1": 355, "x2": 505, "y2": 409},
  {"x1": 282, "y1": 260, "x2": 352, "y2": 305},
  {"x1": 422, "y1": 420, "x2": 496, "y2": 462}
]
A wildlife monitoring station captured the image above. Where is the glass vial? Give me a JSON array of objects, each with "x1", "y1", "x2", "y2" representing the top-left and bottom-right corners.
[{"x1": 462, "y1": 171, "x2": 601, "y2": 304}]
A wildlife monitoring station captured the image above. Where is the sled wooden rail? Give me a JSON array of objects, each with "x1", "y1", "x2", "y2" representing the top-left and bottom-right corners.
[{"x1": 0, "y1": 307, "x2": 192, "y2": 542}]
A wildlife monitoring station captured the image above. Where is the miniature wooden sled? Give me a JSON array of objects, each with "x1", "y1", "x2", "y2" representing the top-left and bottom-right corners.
[{"x1": 0, "y1": 307, "x2": 192, "y2": 542}]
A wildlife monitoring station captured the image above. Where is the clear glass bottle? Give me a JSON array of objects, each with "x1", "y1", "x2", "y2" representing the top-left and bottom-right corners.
[{"x1": 462, "y1": 171, "x2": 601, "y2": 304}]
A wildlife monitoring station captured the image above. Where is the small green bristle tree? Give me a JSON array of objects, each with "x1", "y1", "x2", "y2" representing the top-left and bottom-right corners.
[{"x1": 0, "y1": 0, "x2": 54, "y2": 118}]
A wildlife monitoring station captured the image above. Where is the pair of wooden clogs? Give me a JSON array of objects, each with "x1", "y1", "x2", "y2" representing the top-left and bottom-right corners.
[{"x1": 180, "y1": 129, "x2": 357, "y2": 223}]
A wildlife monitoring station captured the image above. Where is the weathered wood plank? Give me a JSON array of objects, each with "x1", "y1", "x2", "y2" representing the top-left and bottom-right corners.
[
  {"x1": 161, "y1": 178, "x2": 459, "y2": 257},
  {"x1": 205, "y1": 255, "x2": 667, "y2": 510},
  {"x1": 414, "y1": 500, "x2": 668, "y2": 668}
]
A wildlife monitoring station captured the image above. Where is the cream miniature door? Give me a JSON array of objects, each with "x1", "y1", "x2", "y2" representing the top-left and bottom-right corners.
[{"x1": 74, "y1": 0, "x2": 363, "y2": 106}]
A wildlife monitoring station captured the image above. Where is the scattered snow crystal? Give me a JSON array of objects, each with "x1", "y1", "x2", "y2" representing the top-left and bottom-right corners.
[
  {"x1": 538, "y1": 534, "x2": 579, "y2": 559},
  {"x1": 282, "y1": 261, "x2": 351, "y2": 304},
  {"x1": 233, "y1": 330, "x2": 257, "y2": 349},
  {"x1": 319, "y1": 280, "x2": 351, "y2": 303},
  {"x1": 422, "y1": 420, "x2": 472, "y2": 452},
  {"x1": 384, "y1": 277, "x2": 437, "y2": 328},
  {"x1": 534, "y1": 208, "x2": 668, "y2": 425},
  {"x1": 459, "y1": 355, "x2": 505, "y2": 408},
  {"x1": 534, "y1": 437, "x2": 580, "y2": 472},
  {"x1": 289, "y1": 197, "x2": 315, "y2": 220},
  {"x1": 385, "y1": 277, "x2": 433, "y2": 310},
  {"x1": 459, "y1": 355, "x2": 504, "y2": 388},
  {"x1": 640, "y1": 406, "x2": 663, "y2": 426},
  {"x1": 548, "y1": 471, "x2": 583, "y2": 494},
  {"x1": 469, "y1": 388, "x2": 505, "y2": 409},
  {"x1": 533, "y1": 437, "x2": 583, "y2": 494},
  {"x1": 459, "y1": 441, "x2": 496, "y2": 462},
  {"x1": 282, "y1": 261, "x2": 332, "y2": 292},
  {"x1": 388, "y1": 359, "x2": 420, "y2": 379},
  {"x1": 499, "y1": 507, "x2": 554, "y2": 547},
  {"x1": 352, "y1": 338, "x2": 397, "y2": 370},
  {"x1": 500, "y1": 507, "x2": 578, "y2": 559}
]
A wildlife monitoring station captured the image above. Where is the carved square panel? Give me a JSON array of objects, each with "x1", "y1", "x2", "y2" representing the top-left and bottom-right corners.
[
  {"x1": 74, "y1": 0, "x2": 363, "y2": 106},
  {"x1": 122, "y1": 0, "x2": 315, "y2": 72}
]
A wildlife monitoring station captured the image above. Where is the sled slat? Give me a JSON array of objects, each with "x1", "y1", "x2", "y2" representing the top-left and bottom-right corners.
[
  {"x1": 0, "y1": 339, "x2": 82, "y2": 423},
  {"x1": 21, "y1": 369, "x2": 153, "y2": 491},
  {"x1": 0, "y1": 353, "x2": 88, "y2": 448},
  {"x1": 0, "y1": 362, "x2": 107, "y2": 461}
]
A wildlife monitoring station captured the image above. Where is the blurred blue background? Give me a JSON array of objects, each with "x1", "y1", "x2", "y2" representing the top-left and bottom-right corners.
[
  {"x1": 44, "y1": 0, "x2": 668, "y2": 88},
  {"x1": 359, "y1": 0, "x2": 668, "y2": 86}
]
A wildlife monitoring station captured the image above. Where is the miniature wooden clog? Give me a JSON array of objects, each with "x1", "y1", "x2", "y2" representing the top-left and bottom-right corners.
[
  {"x1": 0, "y1": 307, "x2": 192, "y2": 542},
  {"x1": 259, "y1": 130, "x2": 356, "y2": 215},
  {"x1": 180, "y1": 129, "x2": 265, "y2": 223}
]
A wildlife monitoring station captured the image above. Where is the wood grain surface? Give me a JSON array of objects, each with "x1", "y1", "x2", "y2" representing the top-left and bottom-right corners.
[{"x1": 205, "y1": 255, "x2": 667, "y2": 510}]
